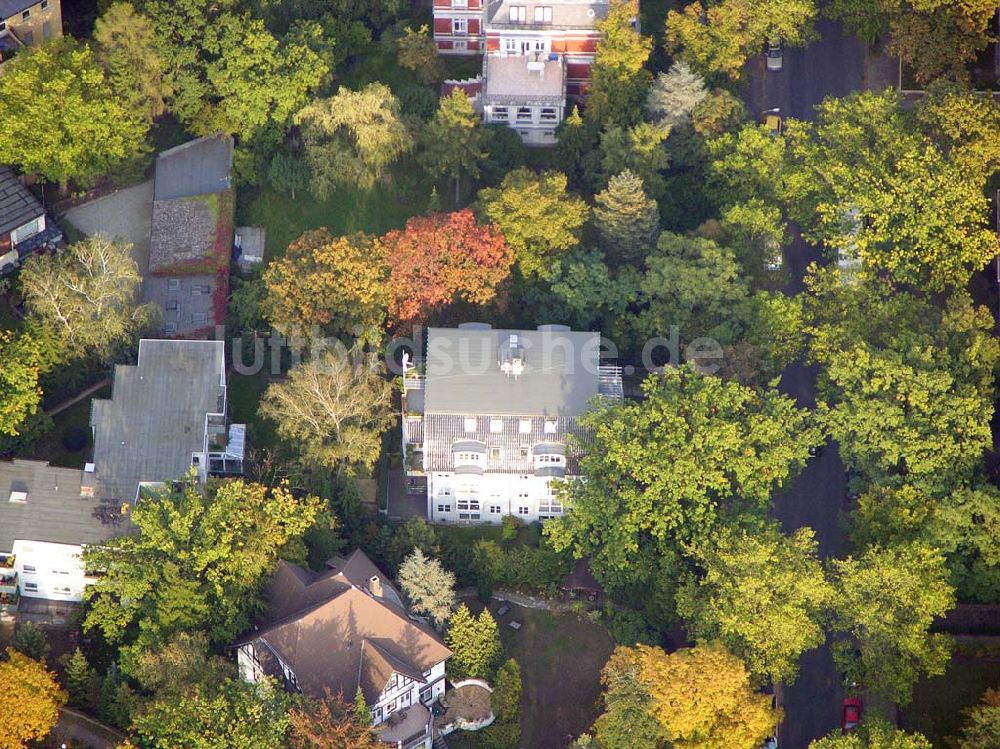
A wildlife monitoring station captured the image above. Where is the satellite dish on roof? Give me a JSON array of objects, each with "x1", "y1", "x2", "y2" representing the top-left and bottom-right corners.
[{"x1": 587, "y1": 8, "x2": 596, "y2": 17}]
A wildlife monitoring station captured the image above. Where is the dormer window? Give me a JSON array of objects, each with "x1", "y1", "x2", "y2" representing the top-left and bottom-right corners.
[{"x1": 510, "y1": 5, "x2": 526, "y2": 22}]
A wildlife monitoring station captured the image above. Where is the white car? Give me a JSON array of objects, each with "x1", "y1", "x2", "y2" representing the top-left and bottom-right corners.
[{"x1": 766, "y1": 38, "x2": 782, "y2": 71}]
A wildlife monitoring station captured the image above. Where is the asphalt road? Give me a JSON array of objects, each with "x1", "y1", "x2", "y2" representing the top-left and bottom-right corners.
[
  {"x1": 752, "y1": 20, "x2": 867, "y2": 745},
  {"x1": 756, "y1": 17, "x2": 866, "y2": 121}
]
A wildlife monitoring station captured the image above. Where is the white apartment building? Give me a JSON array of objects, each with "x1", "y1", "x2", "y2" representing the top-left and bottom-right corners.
[{"x1": 402, "y1": 324, "x2": 623, "y2": 525}]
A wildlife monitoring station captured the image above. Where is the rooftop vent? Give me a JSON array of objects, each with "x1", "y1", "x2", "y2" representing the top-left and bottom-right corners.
[
  {"x1": 459, "y1": 322, "x2": 492, "y2": 330},
  {"x1": 499, "y1": 333, "x2": 525, "y2": 379},
  {"x1": 8, "y1": 491, "x2": 27, "y2": 504}
]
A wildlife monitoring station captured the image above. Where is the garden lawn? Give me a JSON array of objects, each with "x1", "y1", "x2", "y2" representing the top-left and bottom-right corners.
[
  {"x1": 494, "y1": 603, "x2": 613, "y2": 749},
  {"x1": 900, "y1": 640, "x2": 1000, "y2": 747},
  {"x1": 236, "y1": 184, "x2": 424, "y2": 263},
  {"x1": 21, "y1": 386, "x2": 111, "y2": 469}
]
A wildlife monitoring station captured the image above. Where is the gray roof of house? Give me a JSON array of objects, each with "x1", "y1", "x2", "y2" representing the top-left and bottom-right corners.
[
  {"x1": 149, "y1": 196, "x2": 219, "y2": 272},
  {"x1": 0, "y1": 0, "x2": 38, "y2": 21},
  {"x1": 423, "y1": 327, "x2": 601, "y2": 417},
  {"x1": 153, "y1": 135, "x2": 234, "y2": 201},
  {"x1": 89, "y1": 340, "x2": 226, "y2": 502},
  {"x1": 484, "y1": 55, "x2": 565, "y2": 104},
  {"x1": 142, "y1": 274, "x2": 219, "y2": 336},
  {"x1": 0, "y1": 166, "x2": 44, "y2": 236},
  {"x1": 0, "y1": 460, "x2": 126, "y2": 550}
]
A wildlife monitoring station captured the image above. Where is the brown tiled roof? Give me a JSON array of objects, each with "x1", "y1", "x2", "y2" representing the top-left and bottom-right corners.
[{"x1": 240, "y1": 551, "x2": 451, "y2": 703}]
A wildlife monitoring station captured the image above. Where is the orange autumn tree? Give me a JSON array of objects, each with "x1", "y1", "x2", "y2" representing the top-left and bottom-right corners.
[
  {"x1": 382, "y1": 209, "x2": 514, "y2": 330},
  {"x1": 288, "y1": 693, "x2": 381, "y2": 749},
  {"x1": 0, "y1": 648, "x2": 67, "y2": 749},
  {"x1": 263, "y1": 229, "x2": 388, "y2": 338}
]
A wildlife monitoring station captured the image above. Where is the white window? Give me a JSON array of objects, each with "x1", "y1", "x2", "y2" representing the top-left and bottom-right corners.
[
  {"x1": 516, "y1": 107, "x2": 532, "y2": 123},
  {"x1": 493, "y1": 106, "x2": 509, "y2": 121},
  {"x1": 544, "y1": 420, "x2": 558, "y2": 434},
  {"x1": 489, "y1": 447, "x2": 502, "y2": 461},
  {"x1": 439, "y1": 486, "x2": 452, "y2": 496},
  {"x1": 464, "y1": 417, "x2": 477, "y2": 432},
  {"x1": 452, "y1": 17, "x2": 467, "y2": 34},
  {"x1": 11, "y1": 218, "x2": 41, "y2": 245},
  {"x1": 40, "y1": 0, "x2": 49, "y2": 8},
  {"x1": 490, "y1": 418, "x2": 503, "y2": 433},
  {"x1": 518, "y1": 506, "x2": 529, "y2": 515},
  {"x1": 454, "y1": 39, "x2": 468, "y2": 50},
  {"x1": 540, "y1": 107, "x2": 558, "y2": 121},
  {"x1": 534, "y1": 39, "x2": 547, "y2": 53},
  {"x1": 168, "y1": 279, "x2": 181, "y2": 291},
  {"x1": 53, "y1": 586, "x2": 71, "y2": 595},
  {"x1": 518, "y1": 491, "x2": 530, "y2": 499},
  {"x1": 22, "y1": 565, "x2": 36, "y2": 573},
  {"x1": 437, "y1": 504, "x2": 452, "y2": 513},
  {"x1": 534, "y1": 5, "x2": 552, "y2": 22},
  {"x1": 490, "y1": 505, "x2": 502, "y2": 513},
  {"x1": 23, "y1": 582, "x2": 38, "y2": 592},
  {"x1": 503, "y1": 38, "x2": 517, "y2": 54},
  {"x1": 518, "y1": 419, "x2": 532, "y2": 434},
  {"x1": 21, "y1": 8, "x2": 30, "y2": 19},
  {"x1": 510, "y1": 5, "x2": 526, "y2": 22},
  {"x1": 452, "y1": 0, "x2": 467, "y2": 6}
]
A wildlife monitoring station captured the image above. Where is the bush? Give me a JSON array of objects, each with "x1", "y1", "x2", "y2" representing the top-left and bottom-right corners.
[
  {"x1": 397, "y1": 84, "x2": 439, "y2": 120},
  {"x1": 481, "y1": 720, "x2": 521, "y2": 749}
]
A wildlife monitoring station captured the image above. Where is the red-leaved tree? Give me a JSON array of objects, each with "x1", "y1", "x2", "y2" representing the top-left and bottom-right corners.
[{"x1": 382, "y1": 209, "x2": 514, "y2": 330}]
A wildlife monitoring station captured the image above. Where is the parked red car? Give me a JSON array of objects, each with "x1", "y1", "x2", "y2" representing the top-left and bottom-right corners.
[{"x1": 842, "y1": 697, "x2": 862, "y2": 732}]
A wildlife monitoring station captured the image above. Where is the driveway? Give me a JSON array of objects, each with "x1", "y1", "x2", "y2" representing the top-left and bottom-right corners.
[{"x1": 61, "y1": 180, "x2": 154, "y2": 274}]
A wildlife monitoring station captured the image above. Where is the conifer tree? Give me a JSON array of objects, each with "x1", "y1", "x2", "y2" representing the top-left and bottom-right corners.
[{"x1": 593, "y1": 170, "x2": 661, "y2": 266}]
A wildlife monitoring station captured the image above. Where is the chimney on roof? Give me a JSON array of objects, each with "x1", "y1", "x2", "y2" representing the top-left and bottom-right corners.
[{"x1": 368, "y1": 575, "x2": 383, "y2": 598}]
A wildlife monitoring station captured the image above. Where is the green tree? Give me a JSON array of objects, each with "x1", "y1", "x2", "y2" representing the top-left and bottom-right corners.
[
  {"x1": 593, "y1": 170, "x2": 660, "y2": 266},
  {"x1": 953, "y1": 688, "x2": 1000, "y2": 749},
  {"x1": 645, "y1": 61, "x2": 707, "y2": 127},
  {"x1": 259, "y1": 349, "x2": 394, "y2": 471},
  {"x1": 887, "y1": 3, "x2": 994, "y2": 85},
  {"x1": 0, "y1": 648, "x2": 66, "y2": 749},
  {"x1": 62, "y1": 648, "x2": 100, "y2": 711},
  {"x1": 637, "y1": 643, "x2": 779, "y2": 749},
  {"x1": 706, "y1": 123, "x2": 787, "y2": 210},
  {"x1": 21, "y1": 236, "x2": 157, "y2": 358},
  {"x1": 0, "y1": 327, "x2": 53, "y2": 437},
  {"x1": 131, "y1": 679, "x2": 290, "y2": 749},
  {"x1": 267, "y1": 149, "x2": 310, "y2": 200},
  {"x1": 690, "y1": 89, "x2": 746, "y2": 137},
  {"x1": 205, "y1": 15, "x2": 327, "y2": 143},
  {"x1": 491, "y1": 658, "x2": 522, "y2": 723},
  {"x1": 288, "y1": 693, "x2": 381, "y2": 749},
  {"x1": 296, "y1": 83, "x2": 413, "y2": 197},
  {"x1": 382, "y1": 517, "x2": 441, "y2": 573},
  {"x1": 477, "y1": 168, "x2": 589, "y2": 279},
  {"x1": 829, "y1": 543, "x2": 955, "y2": 705},
  {"x1": 636, "y1": 231, "x2": 751, "y2": 344},
  {"x1": 445, "y1": 604, "x2": 503, "y2": 679},
  {"x1": 397, "y1": 548, "x2": 456, "y2": 628},
  {"x1": 125, "y1": 631, "x2": 234, "y2": 699},
  {"x1": 548, "y1": 248, "x2": 641, "y2": 334},
  {"x1": 0, "y1": 37, "x2": 150, "y2": 189},
  {"x1": 11, "y1": 621, "x2": 50, "y2": 662},
  {"x1": 353, "y1": 686, "x2": 372, "y2": 726},
  {"x1": 784, "y1": 91, "x2": 998, "y2": 292},
  {"x1": 666, "y1": 0, "x2": 816, "y2": 79},
  {"x1": 599, "y1": 122, "x2": 670, "y2": 198},
  {"x1": 83, "y1": 479, "x2": 321, "y2": 651},
  {"x1": 547, "y1": 366, "x2": 819, "y2": 591},
  {"x1": 420, "y1": 89, "x2": 485, "y2": 201},
  {"x1": 677, "y1": 525, "x2": 831, "y2": 683},
  {"x1": 809, "y1": 717, "x2": 932, "y2": 749},
  {"x1": 93, "y1": 3, "x2": 173, "y2": 122},
  {"x1": 397, "y1": 25, "x2": 444, "y2": 83},
  {"x1": 586, "y1": 0, "x2": 653, "y2": 128}
]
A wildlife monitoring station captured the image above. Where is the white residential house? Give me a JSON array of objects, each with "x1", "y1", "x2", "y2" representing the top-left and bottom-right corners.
[
  {"x1": 0, "y1": 460, "x2": 123, "y2": 613},
  {"x1": 236, "y1": 550, "x2": 451, "y2": 749},
  {"x1": 402, "y1": 324, "x2": 623, "y2": 525}
]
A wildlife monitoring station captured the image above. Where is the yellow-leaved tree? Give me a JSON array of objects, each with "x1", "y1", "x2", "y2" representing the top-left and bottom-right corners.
[
  {"x1": 637, "y1": 643, "x2": 779, "y2": 749},
  {"x1": 0, "y1": 648, "x2": 67, "y2": 749}
]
